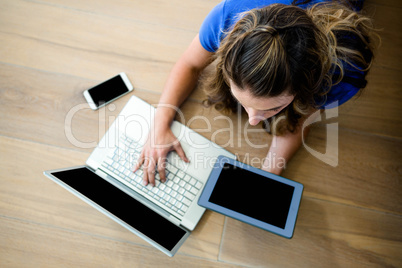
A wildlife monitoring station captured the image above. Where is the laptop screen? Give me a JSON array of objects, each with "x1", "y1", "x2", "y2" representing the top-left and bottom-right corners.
[{"x1": 51, "y1": 167, "x2": 187, "y2": 251}]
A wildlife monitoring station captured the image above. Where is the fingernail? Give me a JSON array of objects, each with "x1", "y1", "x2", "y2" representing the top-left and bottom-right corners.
[{"x1": 142, "y1": 180, "x2": 147, "y2": 186}]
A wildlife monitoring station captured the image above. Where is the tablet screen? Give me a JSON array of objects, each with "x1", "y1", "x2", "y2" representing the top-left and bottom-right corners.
[{"x1": 208, "y1": 163, "x2": 294, "y2": 229}]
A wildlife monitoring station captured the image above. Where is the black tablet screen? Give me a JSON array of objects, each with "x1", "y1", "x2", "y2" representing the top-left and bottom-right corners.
[{"x1": 208, "y1": 163, "x2": 294, "y2": 229}]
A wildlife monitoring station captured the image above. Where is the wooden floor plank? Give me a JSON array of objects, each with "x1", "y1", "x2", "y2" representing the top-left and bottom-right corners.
[
  {"x1": 363, "y1": 2, "x2": 402, "y2": 71},
  {"x1": 0, "y1": 63, "x2": 164, "y2": 153},
  {"x1": 0, "y1": 0, "x2": 195, "y2": 92},
  {"x1": 0, "y1": 0, "x2": 401, "y2": 266},
  {"x1": 365, "y1": 0, "x2": 402, "y2": 8},
  {"x1": 1, "y1": 1, "x2": 399, "y2": 90},
  {"x1": 219, "y1": 198, "x2": 402, "y2": 268},
  {"x1": 0, "y1": 61, "x2": 400, "y2": 151},
  {"x1": 284, "y1": 123, "x2": 402, "y2": 215},
  {"x1": 0, "y1": 217, "x2": 235, "y2": 267},
  {"x1": 0, "y1": 63, "x2": 400, "y2": 215},
  {"x1": 36, "y1": 0, "x2": 219, "y2": 32},
  {"x1": 338, "y1": 65, "x2": 402, "y2": 138},
  {"x1": 0, "y1": 136, "x2": 225, "y2": 260}
]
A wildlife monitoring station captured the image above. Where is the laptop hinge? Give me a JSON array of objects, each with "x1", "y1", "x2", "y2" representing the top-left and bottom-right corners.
[{"x1": 86, "y1": 158, "x2": 100, "y2": 171}]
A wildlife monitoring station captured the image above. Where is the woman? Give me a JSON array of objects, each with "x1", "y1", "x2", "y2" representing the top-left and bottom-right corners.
[{"x1": 134, "y1": 0, "x2": 377, "y2": 186}]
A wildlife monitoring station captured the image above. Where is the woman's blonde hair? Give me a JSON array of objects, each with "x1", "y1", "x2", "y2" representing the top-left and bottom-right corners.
[{"x1": 203, "y1": 1, "x2": 378, "y2": 135}]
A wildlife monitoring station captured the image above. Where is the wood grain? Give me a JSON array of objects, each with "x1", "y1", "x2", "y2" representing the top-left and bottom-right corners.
[
  {"x1": 0, "y1": 135, "x2": 226, "y2": 260},
  {"x1": 37, "y1": 0, "x2": 217, "y2": 32},
  {"x1": 0, "y1": 0, "x2": 192, "y2": 92},
  {"x1": 219, "y1": 198, "x2": 402, "y2": 268},
  {"x1": 0, "y1": 63, "x2": 400, "y2": 215},
  {"x1": 0, "y1": 217, "x2": 236, "y2": 267},
  {"x1": 0, "y1": 0, "x2": 401, "y2": 267},
  {"x1": 363, "y1": 1, "x2": 402, "y2": 71}
]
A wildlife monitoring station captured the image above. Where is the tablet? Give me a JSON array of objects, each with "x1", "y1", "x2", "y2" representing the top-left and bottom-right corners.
[{"x1": 198, "y1": 155, "x2": 303, "y2": 238}]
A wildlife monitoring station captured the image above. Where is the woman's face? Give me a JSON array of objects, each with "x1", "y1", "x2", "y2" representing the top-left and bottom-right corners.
[{"x1": 230, "y1": 80, "x2": 295, "y2": 126}]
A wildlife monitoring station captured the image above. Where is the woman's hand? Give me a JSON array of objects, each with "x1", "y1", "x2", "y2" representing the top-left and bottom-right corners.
[
  {"x1": 262, "y1": 109, "x2": 319, "y2": 175},
  {"x1": 133, "y1": 125, "x2": 189, "y2": 187}
]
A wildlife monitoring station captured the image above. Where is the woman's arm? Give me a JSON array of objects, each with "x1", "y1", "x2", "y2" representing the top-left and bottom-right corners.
[
  {"x1": 135, "y1": 34, "x2": 213, "y2": 186},
  {"x1": 156, "y1": 34, "x2": 213, "y2": 129},
  {"x1": 262, "y1": 109, "x2": 319, "y2": 175}
]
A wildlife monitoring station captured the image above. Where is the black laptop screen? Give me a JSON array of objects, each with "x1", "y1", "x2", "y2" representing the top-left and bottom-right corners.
[{"x1": 51, "y1": 167, "x2": 187, "y2": 251}]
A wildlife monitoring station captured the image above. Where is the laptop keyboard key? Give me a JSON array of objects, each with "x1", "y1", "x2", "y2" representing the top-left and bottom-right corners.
[{"x1": 101, "y1": 133, "x2": 204, "y2": 220}]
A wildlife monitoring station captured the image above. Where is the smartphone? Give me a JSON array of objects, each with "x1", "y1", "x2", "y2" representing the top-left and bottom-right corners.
[{"x1": 83, "y1": 72, "x2": 134, "y2": 110}]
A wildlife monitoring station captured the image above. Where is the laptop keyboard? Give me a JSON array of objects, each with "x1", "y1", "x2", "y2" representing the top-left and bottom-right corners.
[{"x1": 101, "y1": 134, "x2": 203, "y2": 219}]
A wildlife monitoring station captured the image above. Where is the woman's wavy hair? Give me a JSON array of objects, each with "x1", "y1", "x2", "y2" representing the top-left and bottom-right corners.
[{"x1": 203, "y1": 1, "x2": 378, "y2": 135}]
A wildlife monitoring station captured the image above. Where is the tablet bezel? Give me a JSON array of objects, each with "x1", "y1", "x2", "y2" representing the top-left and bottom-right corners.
[{"x1": 198, "y1": 156, "x2": 303, "y2": 238}]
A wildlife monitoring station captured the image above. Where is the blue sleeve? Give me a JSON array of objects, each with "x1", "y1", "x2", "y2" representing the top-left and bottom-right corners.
[
  {"x1": 320, "y1": 82, "x2": 360, "y2": 109},
  {"x1": 199, "y1": 1, "x2": 226, "y2": 53},
  {"x1": 199, "y1": 0, "x2": 301, "y2": 53},
  {"x1": 318, "y1": 63, "x2": 365, "y2": 109}
]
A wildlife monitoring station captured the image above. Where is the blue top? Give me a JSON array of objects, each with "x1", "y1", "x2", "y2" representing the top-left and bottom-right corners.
[{"x1": 199, "y1": 0, "x2": 365, "y2": 109}]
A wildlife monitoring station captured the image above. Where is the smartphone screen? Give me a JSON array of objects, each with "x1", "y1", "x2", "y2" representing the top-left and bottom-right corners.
[{"x1": 87, "y1": 74, "x2": 131, "y2": 107}]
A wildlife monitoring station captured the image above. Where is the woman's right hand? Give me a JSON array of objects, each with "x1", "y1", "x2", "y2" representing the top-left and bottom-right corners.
[{"x1": 133, "y1": 125, "x2": 189, "y2": 187}]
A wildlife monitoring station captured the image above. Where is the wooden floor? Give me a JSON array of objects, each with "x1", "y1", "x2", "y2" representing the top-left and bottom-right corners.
[{"x1": 0, "y1": 0, "x2": 401, "y2": 267}]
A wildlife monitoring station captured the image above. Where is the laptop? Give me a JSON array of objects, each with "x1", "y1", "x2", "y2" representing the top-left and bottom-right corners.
[{"x1": 44, "y1": 95, "x2": 235, "y2": 256}]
